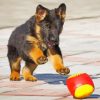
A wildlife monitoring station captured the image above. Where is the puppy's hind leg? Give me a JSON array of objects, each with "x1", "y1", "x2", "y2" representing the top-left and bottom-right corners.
[
  {"x1": 22, "y1": 61, "x2": 37, "y2": 81},
  {"x1": 7, "y1": 46, "x2": 21, "y2": 81}
]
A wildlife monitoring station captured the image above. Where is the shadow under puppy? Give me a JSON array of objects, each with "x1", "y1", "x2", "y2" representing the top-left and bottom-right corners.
[{"x1": 7, "y1": 3, "x2": 70, "y2": 81}]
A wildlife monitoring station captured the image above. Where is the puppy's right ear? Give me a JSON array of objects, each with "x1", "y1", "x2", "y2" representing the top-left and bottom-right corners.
[
  {"x1": 56, "y1": 3, "x2": 66, "y2": 21},
  {"x1": 35, "y1": 5, "x2": 48, "y2": 22}
]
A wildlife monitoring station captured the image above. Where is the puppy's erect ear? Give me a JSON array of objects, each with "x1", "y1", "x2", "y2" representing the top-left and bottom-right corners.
[
  {"x1": 56, "y1": 3, "x2": 66, "y2": 21},
  {"x1": 35, "y1": 5, "x2": 48, "y2": 22}
]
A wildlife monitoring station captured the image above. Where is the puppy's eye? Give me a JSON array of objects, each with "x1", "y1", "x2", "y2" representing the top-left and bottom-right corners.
[{"x1": 46, "y1": 23, "x2": 50, "y2": 28}]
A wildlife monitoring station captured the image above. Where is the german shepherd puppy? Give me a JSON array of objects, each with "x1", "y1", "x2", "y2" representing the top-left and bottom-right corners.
[{"x1": 7, "y1": 3, "x2": 70, "y2": 81}]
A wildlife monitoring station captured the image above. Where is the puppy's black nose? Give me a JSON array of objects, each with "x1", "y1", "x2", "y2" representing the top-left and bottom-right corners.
[{"x1": 51, "y1": 36, "x2": 55, "y2": 41}]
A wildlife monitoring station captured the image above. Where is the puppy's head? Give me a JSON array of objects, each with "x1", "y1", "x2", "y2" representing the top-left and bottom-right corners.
[{"x1": 35, "y1": 3, "x2": 66, "y2": 48}]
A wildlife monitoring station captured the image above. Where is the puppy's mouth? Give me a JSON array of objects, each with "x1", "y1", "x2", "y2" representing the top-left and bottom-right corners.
[
  {"x1": 45, "y1": 40, "x2": 58, "y2": 55},
  {"x1": 46, "y1": 40, "x2": 58, "y2": 47}
]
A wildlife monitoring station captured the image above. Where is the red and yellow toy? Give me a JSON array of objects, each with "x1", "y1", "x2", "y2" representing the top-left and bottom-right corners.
[{"x1": 66, "y1": 73, "x2": 95, "y2": 99}]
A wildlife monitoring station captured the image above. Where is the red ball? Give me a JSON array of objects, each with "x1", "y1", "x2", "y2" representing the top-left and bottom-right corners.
[{"x1": 66, "y1": 73, "x2": 94, "y2": 99}]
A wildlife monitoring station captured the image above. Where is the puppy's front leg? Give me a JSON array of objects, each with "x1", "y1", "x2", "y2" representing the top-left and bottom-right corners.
[{"x1": 48, "y1": 45, "x2": 70, "y2": 75}]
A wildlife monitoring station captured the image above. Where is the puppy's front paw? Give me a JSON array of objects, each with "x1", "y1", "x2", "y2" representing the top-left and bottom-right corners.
[
  {"x1": 24, "y1": 75, "x2": 37, "y2": 81},
  {"x1": 56, "y1": 67, "x2": 70, "y2": 75},
  {"x1": 37, "y1": 56, "x2": 48, "y2": 64}
]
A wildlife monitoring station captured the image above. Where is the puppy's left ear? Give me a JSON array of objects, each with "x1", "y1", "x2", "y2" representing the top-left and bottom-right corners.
[{"x1": 56, "y1": 3, "x2": 66, "y2": 21}]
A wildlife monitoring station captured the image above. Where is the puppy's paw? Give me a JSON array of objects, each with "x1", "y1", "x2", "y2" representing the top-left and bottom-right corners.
[
  {"x1": 37, "y1": 56, "x2": 48, "y2": 64},
  {"x1": 56, "y1": 67, "x2": 70, "y2": 75},
  {"x1": 10, "y1": 71, "x2": 20, "y2": 81},
  {"x1": 24, "y1": 75, "x2": 37, "y2": 81}
]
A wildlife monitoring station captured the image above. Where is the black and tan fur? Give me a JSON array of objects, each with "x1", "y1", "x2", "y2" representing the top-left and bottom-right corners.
[{"x1": 7, "y1": 3, "x2": 70, "y2": 81}]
